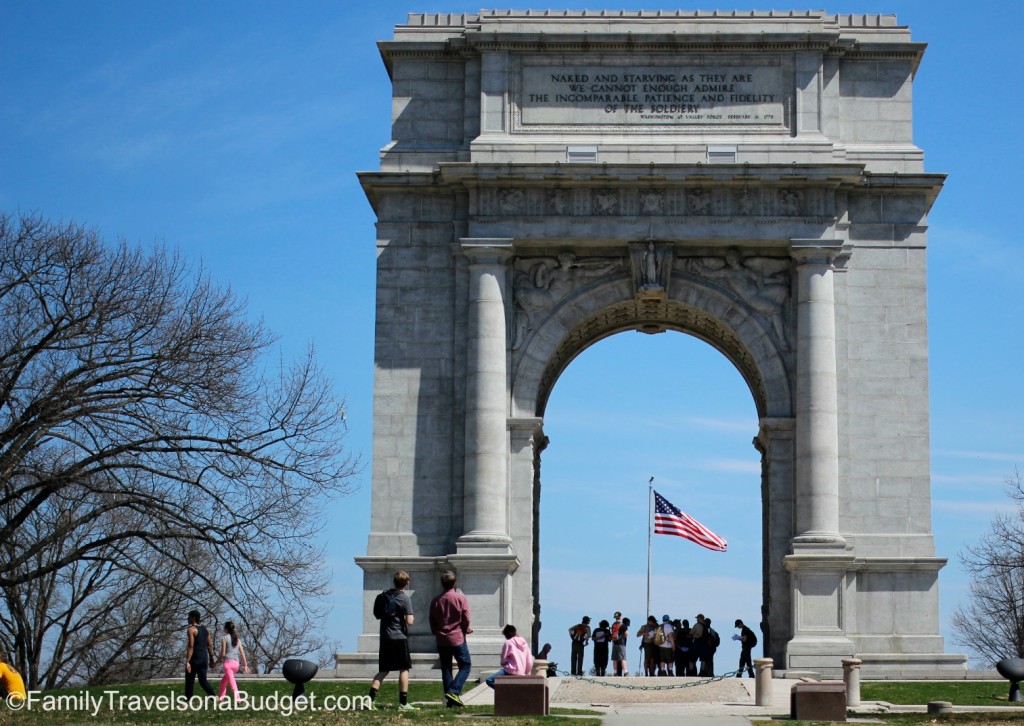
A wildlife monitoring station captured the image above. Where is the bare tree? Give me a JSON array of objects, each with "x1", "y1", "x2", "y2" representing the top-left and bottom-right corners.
[
  {"x1": 0, "y1": 213, "x2": 356, "y2": 684},
  {"x1": 951, "y1": 468, "x2": 1024, "y2": 666},
  {"x1": 240, "y1": 599, "x2": 339, "y2": 674}
]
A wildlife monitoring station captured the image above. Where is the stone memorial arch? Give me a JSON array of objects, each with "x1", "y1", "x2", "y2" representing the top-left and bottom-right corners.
[{"x1": 341, "y1": 10, "x2": 967, "y2": 678}]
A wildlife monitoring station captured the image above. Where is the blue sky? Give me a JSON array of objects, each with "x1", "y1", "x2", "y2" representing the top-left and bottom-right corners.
[{"x1": 2, "y1": 0, "x2": 1021, "y2": 672}]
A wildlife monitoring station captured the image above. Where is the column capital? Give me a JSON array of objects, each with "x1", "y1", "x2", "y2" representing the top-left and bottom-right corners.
[
  {"x1": 461, "y1": 238, "x2": 513, "y2": 265},
  {"x1": 789, "y1": 238, "x2": 844, "y2": 266}
]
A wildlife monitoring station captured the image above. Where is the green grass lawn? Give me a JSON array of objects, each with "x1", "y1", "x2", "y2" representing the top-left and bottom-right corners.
[
  {"x1": 5, "y1": 678, "x2": 1022, "y2": 725},
  {"x1": 861, "y1": 681, "x2": 1024, "y2": 707},
  {"x1": 827, "y1": 715, "x2": 1024, "y2": 726},
  {"x1": 0, "y1": 680, "x2": 598, "y2": 725}
]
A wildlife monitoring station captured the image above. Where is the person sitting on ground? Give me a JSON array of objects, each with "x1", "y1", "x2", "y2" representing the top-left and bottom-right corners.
[{"x1": 486, "y1": 624, "x2": 534, "y2": 687}]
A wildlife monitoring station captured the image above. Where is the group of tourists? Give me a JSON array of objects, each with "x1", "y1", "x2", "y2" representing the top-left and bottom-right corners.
[{"x1": 568, "y1": 612, "x2": 759, "y2": 678}]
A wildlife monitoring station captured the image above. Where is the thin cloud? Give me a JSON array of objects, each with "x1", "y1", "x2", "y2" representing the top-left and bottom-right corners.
[
  {"x1": 932, "y1": 473, "x2": 1009, "y2": 486},
  {"x1": 697, "y1": 458, "x2": 761, "y2": 474},
  {"x1": 935, "y1": 450, "x2": 1024, "y2": 464},
  {"x1": 934, "y1": 499, "x2": 1017, "y2": 515},
  {"x1": 931, "y1": 225, "x2": 1020, "y2": 276},
  {"x1": 684, "y1": 416, "x2": 757, "y2": 433}
]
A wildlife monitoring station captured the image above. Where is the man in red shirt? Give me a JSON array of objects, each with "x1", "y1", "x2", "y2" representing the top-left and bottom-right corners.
[{"x1": 429, "y1": 570, "x2": 472, "y2": 708}]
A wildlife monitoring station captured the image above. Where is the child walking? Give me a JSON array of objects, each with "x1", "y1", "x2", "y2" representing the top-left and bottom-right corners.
[{"x1": 218, "y1": 621, "x2": 250, "y2": 701}]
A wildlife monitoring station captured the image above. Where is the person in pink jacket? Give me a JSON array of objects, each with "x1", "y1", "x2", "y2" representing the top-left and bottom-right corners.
[{"x1": 486, "y1": 624, "x2": 534, "y2": 688}]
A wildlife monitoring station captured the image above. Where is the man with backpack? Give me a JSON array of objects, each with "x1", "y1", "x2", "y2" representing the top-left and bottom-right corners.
[
  {"x1": 567, "y1": 616, "x2": 591, "y2": 676},
  {"x1": 689, "y1": 613, "x2": 706, "y2": 676},
  {"x1": 734, "y1": 619, "x2": 758, "y2": 677},
  {"x1": 700, "y1": 617, "x2": 720, "y2": 677},
  {"x1": 368, "y1": 571, "x2": 417, "y2": 711}
]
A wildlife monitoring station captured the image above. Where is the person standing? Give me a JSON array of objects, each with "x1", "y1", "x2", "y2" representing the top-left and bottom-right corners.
[
  {"x1": 638, "y1": 616, "x2": 660, "y2": 676},
  {"x1": 369, "y1": 571, "x2": 418, "y2": 711},
  {"x1": 610, "y1": 611, "x2": 623, "y2": 642},
  {"x1": 689, "y1": 613, "x2": 706, "y2": 677},
  {"x1": 700, "y1": 617, "x2": 720, "y2": 677},
  {"x1": 185, "y1": 610, "x2": 216, "y2": 699},
  {"x1": 429, "y1": 571, "x2": 472, "y2": 708},
  {"x1": 591, "y1": 620, "x2": 611, "y2": 676},
  {"x1": 657, "y1": 615, "x2": 675, "y2": 675},
  {"x1": 611, "y1": 617, "x2": 630, "y2": 676},
  {"x1": 734, "y1": 619, "x2": 758, "y2": 677},
  {"x1": 674, "y1": 619, "x2": 693, "y2": 677},
  {"x1": 568, "y1": 616, "x2": 591, "y2": 676},
  {"x1": 217, "y1": 621, "x2": 250, "y2": 702}
]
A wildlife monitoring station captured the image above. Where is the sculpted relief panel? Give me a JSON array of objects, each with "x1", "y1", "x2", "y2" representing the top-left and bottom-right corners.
[
  {"x1": 510, "y1": 246, "x2": 792, "y2": 353},
  {"x1": 511, "y1": 253, "x2": 620, "y2": 350},
  {"x1": 682, "y1": 249, "x2": 792, "y2": 347}
]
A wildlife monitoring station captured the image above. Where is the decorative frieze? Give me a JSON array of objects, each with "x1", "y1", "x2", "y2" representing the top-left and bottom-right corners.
[{"x1": 474, "y1": 185, "x2": 832, "y2": 219}]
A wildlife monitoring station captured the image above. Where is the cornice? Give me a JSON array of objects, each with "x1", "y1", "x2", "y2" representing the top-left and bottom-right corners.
[{"x1": 358, "y1": 164, "x2": 946, "y2": 215}]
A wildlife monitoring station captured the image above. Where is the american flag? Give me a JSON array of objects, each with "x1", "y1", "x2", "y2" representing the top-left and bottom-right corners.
[{"x1": 653, "y1": 490, "x2": 728, "y2": 552}]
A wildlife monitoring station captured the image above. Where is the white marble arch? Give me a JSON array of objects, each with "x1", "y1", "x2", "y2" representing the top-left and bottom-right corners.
[{"x1": 341, "y1": 9, "x2": 969, "y2": 681}]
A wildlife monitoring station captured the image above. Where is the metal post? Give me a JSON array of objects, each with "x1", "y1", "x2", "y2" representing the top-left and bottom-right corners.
[{"x1": 646, "y1": 477, "x2": 653, "y2": 618}]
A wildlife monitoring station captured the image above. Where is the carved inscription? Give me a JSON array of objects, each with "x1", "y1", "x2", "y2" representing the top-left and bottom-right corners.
[{"x1": 522, "y1": 64, "x2": 785, "y2": 126}]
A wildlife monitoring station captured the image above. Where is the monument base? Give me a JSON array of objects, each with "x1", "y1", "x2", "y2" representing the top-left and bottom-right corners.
[
  {"x1": 333, "y1": 650, "x2": 503, "y2": 679},
  {"x1": 857, "y1": 653, "x2": 968, "y2": 680}
]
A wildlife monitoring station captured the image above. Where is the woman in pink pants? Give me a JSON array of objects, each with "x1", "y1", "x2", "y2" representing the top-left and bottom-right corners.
[{"x1": 218, "y1": 621, "x2": 250, "y2": 700}]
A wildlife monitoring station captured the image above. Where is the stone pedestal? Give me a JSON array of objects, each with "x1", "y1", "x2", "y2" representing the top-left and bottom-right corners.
[
  {"x1": 843, "y1": 658, "x2": 862, "y2": 708},
  {"x1": 754, "y1": 658, "x2": 774, "y2": 706}
]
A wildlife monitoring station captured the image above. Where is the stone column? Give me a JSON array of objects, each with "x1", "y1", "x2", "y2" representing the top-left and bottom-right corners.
[
  {"x1": 790, "y1": 240, "x2": 845, "y2": 546},
  {"x1": 458, "y1": 239, "x2": 514, "y2": 553}
]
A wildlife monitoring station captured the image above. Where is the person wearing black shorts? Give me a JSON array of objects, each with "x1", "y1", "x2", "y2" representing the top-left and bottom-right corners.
[{"x1": 369, "y1": 571, "x2": 418, "y2": 711}]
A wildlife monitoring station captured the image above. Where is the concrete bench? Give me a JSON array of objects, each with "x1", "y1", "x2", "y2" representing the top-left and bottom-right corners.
[
  {"x1": 790, "y1": 681, "x2": 847, "y2": 722},
  {"x1": 494, "y1": 675, "x2": 549, "y2": 716}
]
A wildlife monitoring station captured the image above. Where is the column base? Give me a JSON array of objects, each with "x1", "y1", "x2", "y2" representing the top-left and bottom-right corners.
[
  {"x1": 791, "y1": 534, "x2": 848, "y2": 551},
  {"x1": 786, "y1": 636, "x2": 856, "y2": 678},
  {"x1": 456, "y1": 532, "x2": 514, "y2": 555}
]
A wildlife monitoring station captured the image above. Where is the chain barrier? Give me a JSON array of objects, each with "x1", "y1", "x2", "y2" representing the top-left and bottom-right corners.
[{"x1": 555, "y1": 668, "x2": 744, "y2": 691}]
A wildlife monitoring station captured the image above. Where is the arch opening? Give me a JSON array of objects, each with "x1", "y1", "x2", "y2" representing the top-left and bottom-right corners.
[{"x1": 532, "y1": 329, "x2": 766, "y2": 673}]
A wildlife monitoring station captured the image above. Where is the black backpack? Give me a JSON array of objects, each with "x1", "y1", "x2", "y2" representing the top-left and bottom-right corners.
[
  {"x1": 744, "y1": 627, "x2": 758, "y2": 648},
  {"x1": 707, "y1": 627, "x2": 721, "y2": 650},
  {"x1": 373, "y1": 588, "x2": 399, "y2": 620}
]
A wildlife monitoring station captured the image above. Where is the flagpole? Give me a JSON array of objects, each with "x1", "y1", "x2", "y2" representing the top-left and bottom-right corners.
[{"x1": 646, "y1": 477, "x2": 653, "y2": 618}]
